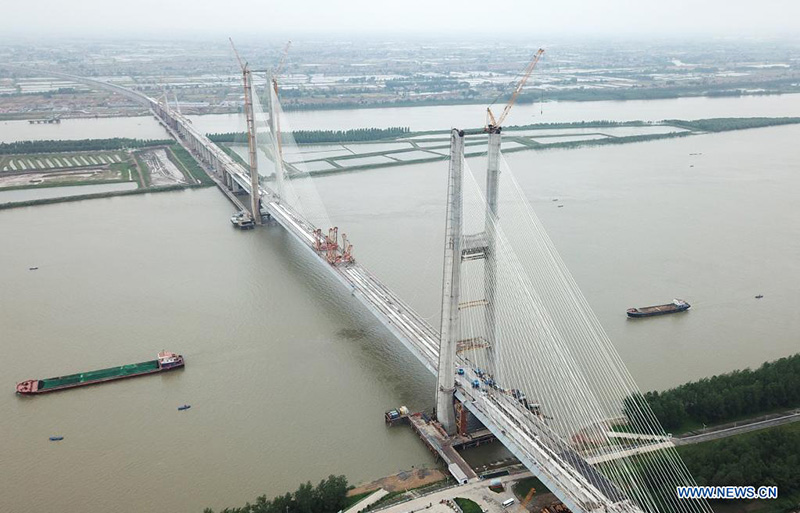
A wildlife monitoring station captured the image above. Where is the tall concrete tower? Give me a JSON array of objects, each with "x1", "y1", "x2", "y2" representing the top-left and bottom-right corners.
[
  {"x1": 436, "y1": 128, "x2": 465, "y2": 434},
  {"x1": 436, "y1": 127, "x2": 503, "y2": 434},
  {"x1": 242, "y1": 67, "x2": 262, "y2": 225}
]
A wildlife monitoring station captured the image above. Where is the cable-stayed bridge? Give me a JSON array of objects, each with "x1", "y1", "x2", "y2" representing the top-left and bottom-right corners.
[{"x1": 66, "y1": 72, "x2": 711, "y2": 513}]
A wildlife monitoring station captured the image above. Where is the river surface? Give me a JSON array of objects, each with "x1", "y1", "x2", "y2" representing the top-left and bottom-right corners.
[
  {"x1": 1, "y1": 95, "x2": 800, "y2": 512},
  {"x1": 0, "y1": 116, "x2": 170, "y2": 143}
]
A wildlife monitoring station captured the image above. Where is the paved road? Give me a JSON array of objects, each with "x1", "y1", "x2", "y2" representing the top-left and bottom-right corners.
[
  {"x1": 377, "y1": 473, "x2": 530, "y2": 513},
  {"x1": 673, "y1": 409, "x2": 800, "y2": 445}
]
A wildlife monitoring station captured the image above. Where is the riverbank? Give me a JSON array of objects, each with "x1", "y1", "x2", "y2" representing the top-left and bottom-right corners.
[
  {"x1": 0, "y1": 140, "x2": 214, "y2": 206},
  {"x1": 0, "y1": 182, "x2": 210, "y2": 210}
]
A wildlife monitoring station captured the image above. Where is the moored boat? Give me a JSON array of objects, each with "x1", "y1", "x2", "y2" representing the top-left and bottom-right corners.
[
  {"x1": 15, "y1": 351, "x2": 184, "y2": 395},
  {"x1": 627, "y1": 299, "x2": 690, "y2": 318},
  {"x1": 231, "y1": 211, "x2": 255, "y2": 230}
]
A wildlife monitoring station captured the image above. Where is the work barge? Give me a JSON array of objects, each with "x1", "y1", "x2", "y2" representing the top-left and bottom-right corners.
[
  {"x1": 386, "y1": 406, "x2": 497, "y2": 484},
  {"x1": 16, "y1": 351, "x2": 184, "y2": 395}
]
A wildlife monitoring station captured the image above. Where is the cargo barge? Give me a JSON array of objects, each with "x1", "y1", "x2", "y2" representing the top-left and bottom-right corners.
[
  {"x1": 627, "y1": 299, "x2": 690, "y2": 318},
  {"x1": 15, "y1": 351, "x2": 184, "y2": 395}
]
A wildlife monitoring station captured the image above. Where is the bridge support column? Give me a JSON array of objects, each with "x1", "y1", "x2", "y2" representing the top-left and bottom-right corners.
[
  {"x1": 484, "y1": 129, "x2": 501, "y2": 380},
  {"x1": 436, "y1": 128, "x2": 465, "y2": 434}
]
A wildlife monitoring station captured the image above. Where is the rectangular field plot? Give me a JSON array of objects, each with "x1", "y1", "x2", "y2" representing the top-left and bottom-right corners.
[
  {"x1": 343, "y1": 142, "x2": 414, "y2": 153},
  {"x1": 500, "y1": 141, "x2": 530, "y2": 149},
  {"x1": 531, "y1": 134, "x2": 610, "y2": 144},
  {"x1": 286, "y1": 148, "x2": 353, "y2": 162},
  {"x1": 333, "y1": 155, "x2": 397, "y2": 167},
  {"x1": 413, "y1": 141, "x2": 450, "y2": 149},
  {"x1": 386, "y1": 150, "x2": 441, "y2": 161},
  {"x1": 295, "y1": 160, "x2": 337, "y2": 172}
]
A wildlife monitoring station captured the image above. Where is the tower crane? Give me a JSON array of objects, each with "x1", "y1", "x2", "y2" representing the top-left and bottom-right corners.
[
  {"x1": 266, "y1": 40, "x2": 291, "y2": 198},
  {"x1": 272, "y1": 40, "x2": 292, "y2": 95},
  {"x1": 485, "y1": 48, "x2": 545, "y2": 133}
]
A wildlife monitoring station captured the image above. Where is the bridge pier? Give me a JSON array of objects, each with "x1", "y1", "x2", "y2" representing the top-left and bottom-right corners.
[{"x1": 436, "y1": 128, "x2": 465, "y2": 434}]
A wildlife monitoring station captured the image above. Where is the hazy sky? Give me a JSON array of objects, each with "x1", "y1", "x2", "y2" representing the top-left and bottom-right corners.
[{"x1": 3, "y1": 0, "x2": 800, "y2": 38}]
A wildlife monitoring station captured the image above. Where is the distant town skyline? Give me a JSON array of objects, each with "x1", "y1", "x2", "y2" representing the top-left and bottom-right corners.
[{"x1": 3, "y1": 0, "x2": 800, "y2": 39}]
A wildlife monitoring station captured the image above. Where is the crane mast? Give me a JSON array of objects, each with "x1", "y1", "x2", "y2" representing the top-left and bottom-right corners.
[{"x1": 268, "y1": 40, "x2": 291, "y2": 201}]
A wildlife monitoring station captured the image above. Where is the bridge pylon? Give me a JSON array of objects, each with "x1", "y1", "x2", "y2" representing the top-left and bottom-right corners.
[
  {"x1": 241, "y1": 66, "x2": 262, "y2": 225},
  {"x1": 436, "y1": 128, "x2": 465, "y2": 434},
  {"x1": 437, "y1": 128, "x2": 502, "y2": 434}
]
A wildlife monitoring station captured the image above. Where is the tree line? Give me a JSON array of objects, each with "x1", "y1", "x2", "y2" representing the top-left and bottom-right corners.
[
  {"x1": 615, "y1": 424, "x2": 800, "y2": 512},
  {"x1": 203, "y1": 475, "x2": 349, "y2": 513},
  {"x1": 208, "y1": 127, "x2": 410, "y2": 145},
  {"x1": 664, "y1": 117, "x2": 800, "y2": 132},
  {"x1": 680, "y1": 425, "x2": 800, "y2": 503},
  {"x1": 0, "y1": 138, "x2": 172, "y2": 155},
  {"x1": 626, "y1": 353, "x2": 800, "y2": 430}
]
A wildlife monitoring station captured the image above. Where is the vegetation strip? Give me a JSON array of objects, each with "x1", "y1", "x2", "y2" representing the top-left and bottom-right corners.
[{"x1": 0, "y1": 138, "x2": 172, "y2": 155}]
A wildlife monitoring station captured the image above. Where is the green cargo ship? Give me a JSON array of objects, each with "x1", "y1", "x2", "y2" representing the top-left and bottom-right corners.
[{"x1": 16, "y1": 351, "x2": 184, "y2": 395}]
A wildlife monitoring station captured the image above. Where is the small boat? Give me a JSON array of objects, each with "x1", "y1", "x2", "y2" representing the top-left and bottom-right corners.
[
  {"x1": 627, "y1": 299, "x2": 690, "y2": 318},
  {"x1": 177, "y1": 404, "x2": 191, "y2": 411},
  {"x1": 29, "y1": 267, "x2": 38, "y2": 271},
  {"x1": 755, "y1": 294, "x2": 764, "y2": 299},
  {"x1": 230, "y1": 211, "x2": 255, "y2": 230},
  {"x1": 49, "y1": 436, "x2": 64, "y2": 441}
]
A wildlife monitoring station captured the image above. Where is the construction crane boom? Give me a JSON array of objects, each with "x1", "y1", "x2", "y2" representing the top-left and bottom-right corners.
[
  {"x1": 229, "y1": 37, "x2": 247, "y2": 73},
  {"x1": 274, "y1": 41, "x2": 292, "y2": 77},
  {"x1": 486, "y1": 48, "x2": 545, "y2": 131}
]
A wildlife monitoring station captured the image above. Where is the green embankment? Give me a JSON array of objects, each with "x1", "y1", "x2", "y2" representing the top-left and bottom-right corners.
[
  {"x1": 0, "y1": 138, "x2": 172, "y2": 155},
  {"x1": 208, "y1": 126, "x2": 411, "y2": 144},
  {"x1": 167, "y1": 144, "x2": 214, "y2": 186},
  {"x1": 133, "y1": 152, "x2": 151, "y2": 187}
]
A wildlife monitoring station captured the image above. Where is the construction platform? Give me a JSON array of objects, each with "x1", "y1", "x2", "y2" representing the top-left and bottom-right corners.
[{"x1": 386, "y1": 407, "x2": 496, "y2": 484}]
